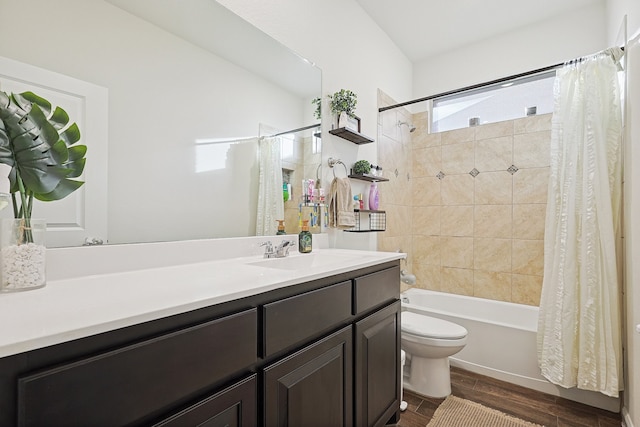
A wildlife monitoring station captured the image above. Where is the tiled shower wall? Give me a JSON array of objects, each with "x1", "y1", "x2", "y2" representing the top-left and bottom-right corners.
[{"x1": 377, "y1": 91, "x2": 551, "y2": 306}]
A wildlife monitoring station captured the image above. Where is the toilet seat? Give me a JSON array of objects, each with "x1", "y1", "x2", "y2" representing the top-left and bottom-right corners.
[{"x1": 402, "y1": 312, "x2": 467, "y2": 340}]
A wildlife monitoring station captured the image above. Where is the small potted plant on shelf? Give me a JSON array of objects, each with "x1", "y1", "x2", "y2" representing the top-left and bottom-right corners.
[
  {"x1": 328, "y1": 89, "x2": 359, "y2": 131},
  {"x1": 352, "y1": 160, "x2": 370, "y2": 176},
  {"x1": 0, "y1": 90, "x2": 86, "y2": 291}
]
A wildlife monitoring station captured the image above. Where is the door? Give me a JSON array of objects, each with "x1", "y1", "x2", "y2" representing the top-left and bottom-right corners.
[{"x1": 0, "y1": 55, "x2": 108, "y2": 247}]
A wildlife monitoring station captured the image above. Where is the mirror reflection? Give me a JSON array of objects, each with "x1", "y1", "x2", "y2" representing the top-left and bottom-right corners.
[{"x1": 0, "y1": 0, "x2": 322, "y2": 247}]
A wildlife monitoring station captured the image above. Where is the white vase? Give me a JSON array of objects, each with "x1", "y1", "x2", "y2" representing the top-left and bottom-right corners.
[
  {"x1": 0, "y1": 218, "x2": 46, "y2": 292},
  {"x1": 338, "y1": 111, "x2": 348, "y2": 128}
]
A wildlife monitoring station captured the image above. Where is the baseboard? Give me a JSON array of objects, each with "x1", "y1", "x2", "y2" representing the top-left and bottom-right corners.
[
  {"x1": 449, "y1": 358, "x2": 620, "y2": 413},
  {"x1": 623, "y1": 407, "x2": 634, "y2": 427}
]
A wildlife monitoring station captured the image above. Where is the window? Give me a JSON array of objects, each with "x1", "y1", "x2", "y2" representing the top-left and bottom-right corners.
[{"x1": 431, "y1": 71, "x2": 556, "y2": 133}]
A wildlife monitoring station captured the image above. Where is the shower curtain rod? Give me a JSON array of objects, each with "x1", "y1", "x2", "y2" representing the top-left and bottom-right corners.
[
  {"x1": 265, "y1": 123, "x2": 321, "y2": 138},
  {"x1": 379, "y1": 63, "x2": 561, "y2": 112},
  {"x1": 379, "y1": 47, "x2": 625, "y2": 113}
]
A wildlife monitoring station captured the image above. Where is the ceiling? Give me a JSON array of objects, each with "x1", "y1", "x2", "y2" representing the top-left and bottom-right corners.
[
  {"x1": 106, "y1": 0, "x2": 320, "y2": 98},
  {"x1": 355, "y1": 0, "x2": 603, "y2": 62}
]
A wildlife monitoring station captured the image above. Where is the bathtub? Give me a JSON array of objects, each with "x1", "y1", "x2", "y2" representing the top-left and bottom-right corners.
[{"x1": 400, "y1": 288, "x2": 619, "y2": 412}]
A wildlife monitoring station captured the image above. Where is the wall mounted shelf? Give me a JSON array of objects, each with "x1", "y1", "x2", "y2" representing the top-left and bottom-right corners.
[
  {"x1": 299, "y1": 202, "x2": 326, "y2": 208},
  {"x1": 328, "y1": 127, "x2": 374, "y2": 145},
  {"x1": 348, "y1": 173, "x2": 389, "y2": 182},
  {"x1": 344, "y1": 210, "x2": 386, "y2": 233}
]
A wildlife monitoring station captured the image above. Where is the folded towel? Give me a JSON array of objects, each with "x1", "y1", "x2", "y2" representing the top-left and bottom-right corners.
[{"x1": 327, "y1": 177, "x2": 356, "y2": 228}]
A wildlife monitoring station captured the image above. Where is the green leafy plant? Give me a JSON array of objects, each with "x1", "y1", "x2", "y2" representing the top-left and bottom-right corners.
[
  {"x1": 312, "y1": 97, "x2": 321, "y2": 120},
  {"x1": 353, "y1": 160, "x2": 370, "y2": 175},
  {"x1": 328, "y1": 89, "x2": 357, "y2": 118},
  {"x1": 0, "y1": 91, "x2": 86, "y2": 241}
]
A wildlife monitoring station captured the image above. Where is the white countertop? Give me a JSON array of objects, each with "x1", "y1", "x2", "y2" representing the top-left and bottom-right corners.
[{"x1": 0, "y1": 238, "x2": 404, "y2": 358}]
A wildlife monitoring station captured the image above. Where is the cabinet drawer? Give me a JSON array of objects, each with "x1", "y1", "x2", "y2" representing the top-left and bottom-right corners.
[
  {"x1": 263, "y1": 281, "x2": 352, "y2": 357},
  {"x1": 18, "y1": 309, "x2": 258, "y2": 427},
  {"x1": 353, "y1": 266, "x2": 399, "y2": 315}
]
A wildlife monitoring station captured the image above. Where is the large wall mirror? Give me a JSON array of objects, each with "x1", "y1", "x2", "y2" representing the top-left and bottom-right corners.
[{"x1": 0, "y1": 0, "x2": 321, "y2": 247}]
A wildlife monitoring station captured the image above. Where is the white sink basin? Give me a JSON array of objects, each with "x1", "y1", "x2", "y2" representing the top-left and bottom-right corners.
[{"x1": 247, "y1": 252, "x2": 363, "y2": 271}]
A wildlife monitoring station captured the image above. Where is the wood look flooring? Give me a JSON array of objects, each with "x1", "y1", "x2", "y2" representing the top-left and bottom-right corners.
[{"x1": 397, "y1": 367, "x2": 622, "y2": 427}]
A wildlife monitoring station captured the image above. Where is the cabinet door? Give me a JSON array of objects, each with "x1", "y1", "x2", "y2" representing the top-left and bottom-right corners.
[
  {"x1": 264, "y1": 326, "x2": 353, "y2": 427},
  {"x1": 153, "y1": 374, "x2": 256, "y2": 427},
  {"x1": 354, "y1": 301, "x2": 401, "y2": 427}
]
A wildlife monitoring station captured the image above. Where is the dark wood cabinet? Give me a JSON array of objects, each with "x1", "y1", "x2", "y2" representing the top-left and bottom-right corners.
[
  {"x1": 264, "y1": 326, "x2": 353, "y2": 427},
  {"x1": 355, "y1": 301, "x2": 401, "y2": 427},
  {"x1": 0, "y1": 262, "x2": 400, "y2": 427}
]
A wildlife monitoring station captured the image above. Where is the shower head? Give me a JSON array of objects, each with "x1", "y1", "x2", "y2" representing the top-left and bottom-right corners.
[{"x1": 398, "y1": 120, "x2": 416, "y2": 133}]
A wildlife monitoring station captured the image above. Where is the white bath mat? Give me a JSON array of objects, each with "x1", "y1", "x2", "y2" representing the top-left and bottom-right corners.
[{"x1": 427, "y1": 395, "x2": 545, "y2": 427}]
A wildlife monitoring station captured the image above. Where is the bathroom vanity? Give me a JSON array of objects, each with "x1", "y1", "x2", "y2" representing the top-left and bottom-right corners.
[{"x1": 0, "y1": 239, "x2": 402, "y2": 427}]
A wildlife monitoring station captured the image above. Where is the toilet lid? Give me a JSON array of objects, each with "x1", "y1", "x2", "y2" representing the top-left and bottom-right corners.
[{"x1": 401, "y1": 312, "x2": 467, "y2": 339}]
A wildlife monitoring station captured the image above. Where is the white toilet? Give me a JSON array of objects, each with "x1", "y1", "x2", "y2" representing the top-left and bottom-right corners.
[{"x1": 401, "y1": 311, "x2": 468, "y2": 398}]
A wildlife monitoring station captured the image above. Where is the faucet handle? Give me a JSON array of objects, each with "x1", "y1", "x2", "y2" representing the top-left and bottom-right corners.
[
  {"x1": 260, "y1": 240, "x2": 275, "y2": 258},
  {"x1": 277, "y1": 239, "x2": 294, "y2": 248}
]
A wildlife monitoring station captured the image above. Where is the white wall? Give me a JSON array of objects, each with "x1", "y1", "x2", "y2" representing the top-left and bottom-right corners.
[
  {"x1": 607, "y1": 1, "x2": 640, "y2": 426},
  {"x1": 622, "y1": 37, "x2": 640, "y2": 427},
  {"x1": 217, "y1": 0, "x2": 414, "y2": 250},
  {"x1": 412, "y1": 2, "x2": 607, "y2": 101},
  {"x1": 0, "y1": 0, "x2": 307, "y2": 244}
]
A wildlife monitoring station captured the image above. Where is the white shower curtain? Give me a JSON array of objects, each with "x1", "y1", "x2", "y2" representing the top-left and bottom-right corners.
[
  {"x1": 256, "y1": 136, "x2": 284, "y2": 236},
  {"x1": 537, "y1": 48, "x2": 624, "y2": 397}
]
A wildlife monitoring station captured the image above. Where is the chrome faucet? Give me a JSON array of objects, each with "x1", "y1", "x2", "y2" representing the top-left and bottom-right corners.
[
  {"x1": 260, "y1": 239, "x2": 295, "y2": 258},
  {"x1": 275, "y1": 240, "x2": 295, "y2": 258}
]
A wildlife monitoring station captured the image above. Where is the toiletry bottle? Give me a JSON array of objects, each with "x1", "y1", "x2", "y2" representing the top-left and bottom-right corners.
[
  {"x1": 359, "y1": 193, "x2": 364, "y2": 210},
  {"x1": 299, "y1": 220, "x2": 312, "y2": 253},
  {"x1": 276, "y1": 220, "x2": 286, "y2": 235},
  {"x1": 302, "y1": 179, "x2": 309, "y2": 203},
  {"x1": 308, "y1": 180, "x2": 315, "y2": 203},
  {"x1": 369, "y1": 182, "x2": 379, "y2": 210}
]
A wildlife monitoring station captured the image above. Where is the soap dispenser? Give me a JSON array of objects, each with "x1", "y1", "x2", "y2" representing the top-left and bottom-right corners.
[
  {"x1": 298, "y1": 220, "x2": 312, "y2": 253},
  {"x1": 276, "y1": 220, "x2": 286, "y2": 235}
]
